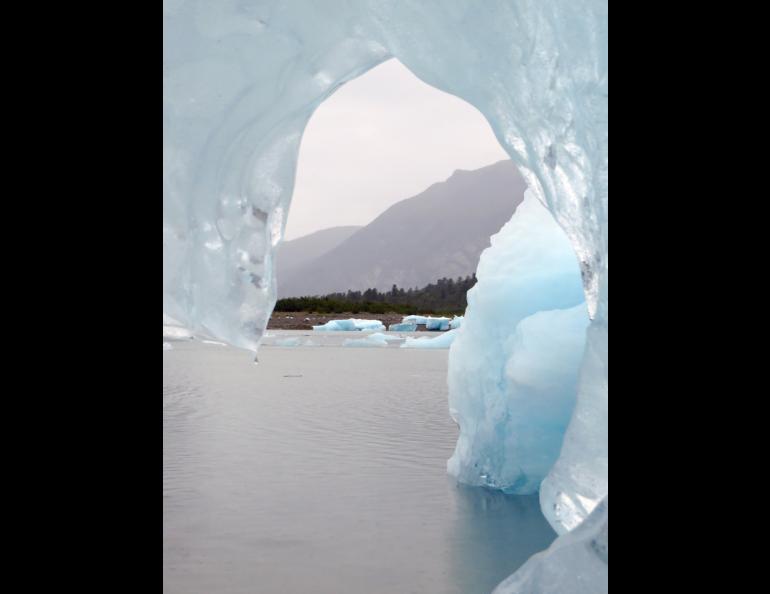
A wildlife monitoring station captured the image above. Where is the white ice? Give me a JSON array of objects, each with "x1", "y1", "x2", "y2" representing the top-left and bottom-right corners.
[
  {"x1": 312, "y1": 319, "x2": 385, "y2": 332},
  {"x1": 388, "y1": 322, "x2": 417, "y2": 332},
  {"x1": 402, "y1": 315, "x2": 451, "y2": 330}
]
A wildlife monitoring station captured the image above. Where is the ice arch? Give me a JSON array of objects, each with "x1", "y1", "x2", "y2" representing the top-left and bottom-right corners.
[{"x1": 164, "y1": 0, "x2": 607, "y2": 590}]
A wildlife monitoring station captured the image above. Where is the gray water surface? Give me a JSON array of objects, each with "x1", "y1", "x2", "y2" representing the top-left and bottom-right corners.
[{"x1": 163, "y1": 336, "x2": 556, "y2": 594}]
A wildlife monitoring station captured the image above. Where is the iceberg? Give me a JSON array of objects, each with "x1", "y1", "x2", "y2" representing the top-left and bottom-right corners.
[
  {"x1": 401, "y1": 329, "x2": 458, "y2": 349},
  {"x1": 388, "y1": 322, "x2": 417, "y2": 332},
  {"x1": 275, "y1": 336, "x2": 302, "y2": 347},
  {"x1": 402, "y1": 315, "x2": 451, "y2": 330},
  {"x1": 426, "y1": 317, "x2": 451, "y2": 331},
  {"x1": 164, "y1": 0, "x2": 607, "y2": 589},
  {"x1": 447, "y1": 194, "x2": 589, "y2": 494},
  {"x1": 312, "y1": 318, "x2": 385, "y2": 332}
]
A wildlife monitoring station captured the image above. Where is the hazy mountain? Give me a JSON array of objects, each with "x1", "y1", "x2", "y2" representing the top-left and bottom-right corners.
[
  {"x1": 276, "y1": 225, "x2": 362, "y2": 283},
  {"x1": 278, "y1": 160, "x2": 526, "y2": 297}
]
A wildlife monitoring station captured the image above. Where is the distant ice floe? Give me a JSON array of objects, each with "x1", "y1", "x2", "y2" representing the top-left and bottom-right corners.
[
  {"x1": 163, "y1": 342, "x2": 173, "y2": 351},
  {"x1": 312, "y1": 318, "x2": 385, "y2": 332},
  {"x1": 394, "y1": 314, "x2": 464, "y2": 331},
  {"x1": 275, "y1": 337, "x2": 303, "y2": 347},
  {"x1": 402, "y1": 315, "x2": 451, "y2": 330}
]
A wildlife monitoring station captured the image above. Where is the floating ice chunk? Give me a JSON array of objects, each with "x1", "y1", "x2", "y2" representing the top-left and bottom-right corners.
[
  {"x1": 202, "y1": 339, "x2": 227, "y2": 346},
  {"x1": 402, "y1": 315, "x2": 451, "y2": 330},
  {"x1": 312, "y1": 318, "x2": 385, "y2": 332},
  {"x1": 342, "y1": 332, "x2": 395, "y2": 347},
  {"x1": 303, "y1": 339, "x2": 315, "y2": 346},
  {"x1": 449, "y1": 316, "x2": 464, "y2": 329},
  {"x1": 401, "y1": 329, "x2": 458, "y2": 349},
  {"x1": 493, "y1": 497, "x2": 608, "y2": 594},
  {"x1": 275, "y1": 337, "x2": 302, "y2": 347},
  {"x1": 163, "y1": 342, "x2": 173, "y2": 351},
  {"x1": 426, "y1": 317, "x2": 451, "y2": 331},
  {"x1": 388, "y1": 322, "x2": 417, "y2": 332},
  {"x1": 447, "y1": 194, "x2": 588, "y2": 495}
]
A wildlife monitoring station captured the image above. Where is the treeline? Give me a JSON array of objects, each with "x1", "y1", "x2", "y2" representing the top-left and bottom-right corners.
[{"x1": 275, "y1": 274, "x2": 477, "y2": 315}]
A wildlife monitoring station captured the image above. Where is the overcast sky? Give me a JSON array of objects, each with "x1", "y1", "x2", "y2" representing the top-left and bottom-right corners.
[{"x1": 284, "y1": 59, "x2": 510, "y2": 240}]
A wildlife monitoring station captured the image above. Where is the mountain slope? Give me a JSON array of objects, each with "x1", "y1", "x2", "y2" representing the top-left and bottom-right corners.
[
  {"x1": 278, "y1": 160, "x2": 526, "y2": 297},
  {"x1": 276, "y1": 225, "x2": 362, "y2": 284}
]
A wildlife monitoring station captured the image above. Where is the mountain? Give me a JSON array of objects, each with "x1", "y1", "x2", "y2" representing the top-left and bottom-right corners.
[
  {"x1": 278, "y1": 159, "x2": 526, "y2": 297},
  {"x1": 276, "y1": 225, "x2": 362, "y2": 283}
]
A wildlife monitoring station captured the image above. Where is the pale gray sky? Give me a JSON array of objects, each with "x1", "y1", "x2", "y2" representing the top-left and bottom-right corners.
[{"x1": 284, "y1": 59, "x2": 510, "y2": 240}]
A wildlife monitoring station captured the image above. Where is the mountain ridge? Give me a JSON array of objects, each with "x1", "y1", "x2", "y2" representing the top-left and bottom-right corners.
[{"x1": 278, "y1": 159, "x2": 526, "y2": 297}]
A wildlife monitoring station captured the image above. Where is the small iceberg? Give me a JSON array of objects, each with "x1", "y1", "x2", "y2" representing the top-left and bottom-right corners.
[
  {"x1": 312, "y1": 318, "x2": 385, "y2": 332},
  {"x1": 388, "y1": 322, "x2": 417, "y2": 332},
  {"x1": 401, "y1": 315, "x2": 452, "y2": 331}
]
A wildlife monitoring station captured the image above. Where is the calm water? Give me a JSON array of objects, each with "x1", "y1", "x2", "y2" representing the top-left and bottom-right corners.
[{"x1": 163, "y1": 334, "x2": 556, "y2": 594}]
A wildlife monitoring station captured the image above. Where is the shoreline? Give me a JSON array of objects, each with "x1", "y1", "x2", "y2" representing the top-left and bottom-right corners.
[{"x1": 268, "y1": 311, "x2": 445, "y2": 331}]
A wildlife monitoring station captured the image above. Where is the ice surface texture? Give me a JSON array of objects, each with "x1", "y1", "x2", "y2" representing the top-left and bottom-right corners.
[
  {"x1": 447, "y1": 195, "x2": 589, "y2": 495},
  {"x1": 164, "y1": 0, "x2": 607, "y2": 589},
  {"x1": 388, "y1": 322, "x2": 417, "y2": 332}
]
